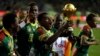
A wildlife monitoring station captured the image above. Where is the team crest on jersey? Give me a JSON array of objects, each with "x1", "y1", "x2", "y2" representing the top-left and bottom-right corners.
[{"x1": 27, "y1": 26, "x2": 32, "y2": 32}]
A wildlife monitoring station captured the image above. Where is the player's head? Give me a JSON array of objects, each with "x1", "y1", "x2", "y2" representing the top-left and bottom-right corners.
[
  {"x1": 28, "y1": 2, "x2": 39, "y2": 18},
  {"x1": 17, "y1": 8, "x2": 27, "y2": 23},
  {"x1": 2, "y1": 12, "x2": 18, "y2": 31},
  {"x1": 54, "y1": 15, "x2": 63, "y2": 29},
  {"x1": 38, "y1": 12, "x2": 52, "y2": 30},
  {"x1": 86, "y1": 13, "x2": 97, "y2": 28},
  {"x1": 17, "y1": 9, "x2": 26, "y2": 19}
]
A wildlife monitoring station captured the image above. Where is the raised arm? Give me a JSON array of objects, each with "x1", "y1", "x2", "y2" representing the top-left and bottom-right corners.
[
  {"x1": 80, "y1": 35, "x2": 98, "y2": 45},
  {"x1": 45, "y1": 22, "x2": 70, "y2": 45}
]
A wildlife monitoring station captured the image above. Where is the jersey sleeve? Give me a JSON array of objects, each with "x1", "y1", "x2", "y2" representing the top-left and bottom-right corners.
[{"x1": 0, "y1": 30, "x2": 5, "y2": 41}]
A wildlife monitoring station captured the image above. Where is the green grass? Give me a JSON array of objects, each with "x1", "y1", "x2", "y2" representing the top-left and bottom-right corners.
[
  {"x1": 89, "y1": 28, "x2": 100, "y2": 56},
  {"x1": 73, "y1": 28, "x2": 100, "y2": 56}
]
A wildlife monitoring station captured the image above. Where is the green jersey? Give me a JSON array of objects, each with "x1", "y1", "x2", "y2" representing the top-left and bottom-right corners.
[
  {"x1": 33, "y1": 26, "x2": 54, "y2": 56},
  {"x1": 75, "y1": 26, "x2": 94, "y2": 56},
  {"x1": 17, "y1": 22, "x2": 38, "y2": 56},
  {"x1": 0, "y1": 28, "x2": 14, "y2": 56}
]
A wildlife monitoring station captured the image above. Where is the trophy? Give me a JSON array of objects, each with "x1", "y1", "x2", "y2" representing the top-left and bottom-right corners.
[{"x1": 63, "y1": 3, "x2": 76, "y2": 19}]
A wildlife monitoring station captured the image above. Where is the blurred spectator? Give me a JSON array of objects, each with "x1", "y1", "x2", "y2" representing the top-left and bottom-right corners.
[{"x1": 76, "y1": 18, "x2": 80, "y2": 27}]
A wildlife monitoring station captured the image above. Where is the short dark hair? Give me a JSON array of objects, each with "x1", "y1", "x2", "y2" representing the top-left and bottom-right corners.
[
  {"x1": 37, "y1": 12, "x2": 48, "y2": 22},
  {"x1": 86, "y1": 13, "x2": 97, "y2": 22},
  {"x1": 28, "y1": 2, "x2": 38, "y2": 13},
  {"x1": 6, "y1": 6, "x2": 11, "y2": 11},
  {"x1": 29, "y1": 2, "x2": 37, "y2": 7},
  {"x1": 2, "y1": 12, "x2": 16, "y2": 29}
]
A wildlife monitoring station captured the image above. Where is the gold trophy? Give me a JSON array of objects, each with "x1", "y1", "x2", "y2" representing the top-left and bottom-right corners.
[{"x1": 63, "y1": 3, "x2": 76, "y2": 19}]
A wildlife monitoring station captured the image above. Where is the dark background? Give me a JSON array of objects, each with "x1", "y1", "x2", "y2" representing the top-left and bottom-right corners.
[{"x1": 0, "y1": 0, "x2": 100, "y2": 15}]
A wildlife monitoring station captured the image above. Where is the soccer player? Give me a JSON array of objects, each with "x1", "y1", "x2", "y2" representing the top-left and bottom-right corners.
[
  {"x1": 0, "y1": 12, "x2": 18, "y2": 56},
  {"x1": 72, "y1": 13, "x2": 99, "y2": 56},
  {"x1": 17, "y1": 2, "x2": 39, "y2": 56},
  {"x1": 52, "y1": 3, "x2": 76, "y2": 56},
  {"x1": 32, "y1": 12, "x2": 70, "y2": 56},
  {"x1": 17, "y1": 8, "x2": 27, "y2": 28}
]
